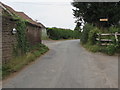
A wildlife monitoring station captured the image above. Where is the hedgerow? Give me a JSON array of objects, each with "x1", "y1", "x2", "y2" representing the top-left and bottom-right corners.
[
  {"x1": 47, "y1": 27, "x2": 80, "y2": 40},
  {"x1": 80, "y1": 24, "x2": 94, "y2": 44},
  {"x1": 81, "y1": 23, "x2": 120, "y2": 55}
]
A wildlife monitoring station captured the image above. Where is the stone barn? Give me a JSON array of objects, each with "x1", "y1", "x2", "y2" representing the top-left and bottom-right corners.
[{"x1": 0, "y1": 2, "x2": 46, "y2": 63}]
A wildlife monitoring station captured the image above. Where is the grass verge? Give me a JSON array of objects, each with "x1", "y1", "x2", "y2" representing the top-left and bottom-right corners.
[
  {"x1": 2, "y1": 44, "x2": 49, "y2": 79},
  {"x1": 82, "y1": 43, "x2": 119, "y2": 56}
]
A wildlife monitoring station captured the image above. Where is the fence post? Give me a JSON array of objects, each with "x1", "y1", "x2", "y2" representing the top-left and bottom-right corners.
[
  {"x1": 115, "y1": 32, "x2": 118, "y2": 42},
  {"x1": 98, "y1": 33, "x2": 101, "y2": 45}
]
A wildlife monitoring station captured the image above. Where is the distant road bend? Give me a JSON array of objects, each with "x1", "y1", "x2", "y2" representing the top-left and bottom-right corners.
[{"x1": 3, "y1": 39, "x2": 118, "y2": 88}]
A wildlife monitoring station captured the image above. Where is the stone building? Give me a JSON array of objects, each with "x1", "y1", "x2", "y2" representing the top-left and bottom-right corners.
[{"x1": 0, "y1": 2, "x2": 46, "y2": 63}]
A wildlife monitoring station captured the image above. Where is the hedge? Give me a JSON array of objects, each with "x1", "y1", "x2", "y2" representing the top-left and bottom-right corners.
[{"x1": 47, "y1": 27, "x2": 80, "y2": 40}]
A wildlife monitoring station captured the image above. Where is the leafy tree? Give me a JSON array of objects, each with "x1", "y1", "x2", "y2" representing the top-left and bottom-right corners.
[
  {"x1": 72, "y1": 1, "x2": 120, "y2": 28},
  {"x1": 74, "y1": 22, "x2": 81, "y2": 31}
]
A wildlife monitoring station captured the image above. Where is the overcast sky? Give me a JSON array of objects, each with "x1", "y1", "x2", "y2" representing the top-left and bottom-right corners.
[{"x1": 1, "y1": 0, "x2": 76, "y2": 30}]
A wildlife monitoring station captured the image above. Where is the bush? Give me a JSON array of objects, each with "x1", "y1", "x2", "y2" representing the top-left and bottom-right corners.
[
  {"x1": 47, "y1": 27, "x2": 80, "y2": 40},
  {"x1": 74, "y1": 31, "x2": 81, "y2": 39},
  {"x1": 81, "y1": 23, "x2": 120, "y2": 55},
  {"x1": 105, "y1": 44, "x2": 117, "y2": 55},
  {"x1": 109, "y1": 26, "x2": 120, "y2": 33},
  {"x1": 88, "y1": 27, "x2": 100, "y2": 45},
  {"x1": 108, "y1": 26, "x2": 120, "y2": 54},
  {"x1": 81, "y1": 24, "x2": 94, "y2": 44}
]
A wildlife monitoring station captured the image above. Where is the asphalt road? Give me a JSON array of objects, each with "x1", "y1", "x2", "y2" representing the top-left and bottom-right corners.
[{"x1": 3, "y1": 39, "x2": 118, "y2": 88}]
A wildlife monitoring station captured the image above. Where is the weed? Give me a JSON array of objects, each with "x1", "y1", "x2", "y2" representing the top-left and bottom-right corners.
[{"x1": 2, "y1": 44, "x2": 49, "y2": 79}]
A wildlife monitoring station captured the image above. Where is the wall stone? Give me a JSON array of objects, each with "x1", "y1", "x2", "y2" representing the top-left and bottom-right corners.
[
  {"x1": 26, "y1": 24, "x2": 41, "y2": 46},
  {"x1": 0, "y1": 7, "x2": 2, "y2": 65},
  {"x1": 2, "y1": 16, "x2": 17, "y2": 63},
  {"x1": 2, "y1": 16, "x2": 42, "y2": 63}
]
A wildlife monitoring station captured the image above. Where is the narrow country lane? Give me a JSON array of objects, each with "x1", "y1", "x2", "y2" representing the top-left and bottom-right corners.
[{"x1": 3, "y1": 40, "x2": 118, "y2": 88}]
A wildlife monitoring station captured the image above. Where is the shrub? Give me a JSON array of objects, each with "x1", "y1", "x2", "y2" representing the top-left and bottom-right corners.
[
  {"x1": 74, "y1": 31, "x2": 81, "y2": 39},
  {"x1": 47, "y1": 27, "x2": 80, "y2": 40},
  {"x1": 81, "y1": 23, "x2": 120, "y2": 55},
  {"x1": 109, "y1": 26, "x2": 120, "y2": 33},
  {"x1": 81, "y1": 24, "x2": 94, "y2": 44},
  {"x1": 88, "y1": 27, "x2": 100, "y2": 45},
  {"x1": 105, "y1": 44, "x2": 117, "y2": 55}
]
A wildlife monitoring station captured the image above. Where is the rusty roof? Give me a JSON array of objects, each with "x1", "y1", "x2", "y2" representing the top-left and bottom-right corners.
[{"x1": 1, "y1": 2, "x2": 45, "y2": 28}]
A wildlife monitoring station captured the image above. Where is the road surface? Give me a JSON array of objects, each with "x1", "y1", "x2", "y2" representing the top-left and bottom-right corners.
[{"x1": 3, "y1": 40, "x2": 118, "y2": 88}]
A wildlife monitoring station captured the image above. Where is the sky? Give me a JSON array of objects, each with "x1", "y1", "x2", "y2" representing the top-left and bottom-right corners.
[{"x1": 1, "y1": 0, "x2": 76, "y2": 30}]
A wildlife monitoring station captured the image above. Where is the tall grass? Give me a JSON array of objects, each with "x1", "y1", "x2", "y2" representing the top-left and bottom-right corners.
[{"x1": 2, "y1": 44, "x2": 49, "y2": 79}]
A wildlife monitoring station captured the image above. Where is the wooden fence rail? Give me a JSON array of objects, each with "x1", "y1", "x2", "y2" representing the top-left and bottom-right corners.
[{"x1": 96, "y1": 32, "x2": 120, "y2": 46}]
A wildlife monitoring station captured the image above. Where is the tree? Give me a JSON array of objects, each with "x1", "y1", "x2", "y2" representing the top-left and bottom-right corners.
[
  {"x1": 74, "y1": 22, "x2": 81, "y2": 31},
  {"x1": 72, "y1": 1, "x2": 120, "y2": 28}
]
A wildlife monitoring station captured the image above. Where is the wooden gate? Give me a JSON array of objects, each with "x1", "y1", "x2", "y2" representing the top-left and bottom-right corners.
[{"x1": 96, "y1": 32, "x2": 120, "y2": 46}]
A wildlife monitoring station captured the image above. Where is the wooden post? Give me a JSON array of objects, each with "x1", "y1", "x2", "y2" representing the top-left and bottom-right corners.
[
  {"x1": 98, "y1": 33, "x2": 101, "y2": 45},
  {"x1": 115, "y1": 32, "x2": 118, "y2": 42}
]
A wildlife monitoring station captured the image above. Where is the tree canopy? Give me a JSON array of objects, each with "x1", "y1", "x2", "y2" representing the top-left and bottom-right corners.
[{"x1": 72, "y1": 2, "x2": 120, "y2": 27}]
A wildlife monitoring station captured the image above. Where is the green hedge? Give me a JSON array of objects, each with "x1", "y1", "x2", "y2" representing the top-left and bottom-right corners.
[
  {"x1": 47, "y1": 27, "x2": 80, "y2": 40},
  {"x1": 81, "y1": 23, "x2": 120, "y2": 55},
  {"x1": 80, "y1": 24, "x2": 94, "y2": 44}
]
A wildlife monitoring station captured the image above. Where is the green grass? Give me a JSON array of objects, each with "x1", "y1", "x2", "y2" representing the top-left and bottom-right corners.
[
  {"x1": 82, "y1": 43, "x2": 120, "y2": 56},
  {"x1": 83, "y1": 43, "x2": 104, "y2": 53},
  {"x1": 83, "y1": 44, "x2": 101, "y2": 53},
  {"x1": 2, "y1": 44, "x2": 49, "y2": 79}
]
